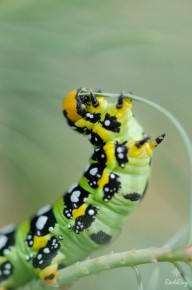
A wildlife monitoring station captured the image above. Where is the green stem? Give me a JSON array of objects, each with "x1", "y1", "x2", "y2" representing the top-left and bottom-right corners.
[{"x1": 17, "y1": 246, "x2": 192, "y2": 290}]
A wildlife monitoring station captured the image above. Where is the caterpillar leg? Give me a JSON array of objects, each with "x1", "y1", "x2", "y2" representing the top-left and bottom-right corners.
[{"x1": 39, "y1": 264, "x2": 58, "y2": 286}]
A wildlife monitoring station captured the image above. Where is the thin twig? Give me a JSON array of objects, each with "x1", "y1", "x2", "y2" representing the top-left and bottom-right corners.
[{"x1": 17, "y1": 245, "x2": 192, "y2": 290}]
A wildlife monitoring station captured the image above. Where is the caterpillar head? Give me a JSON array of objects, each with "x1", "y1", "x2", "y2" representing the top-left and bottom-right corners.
[
  {"x1": 63, "y1": 88, "x2": 136, "y2": 146},
  {"x1": 63, "y1": 88, "x2": 100, "y2": 124}
]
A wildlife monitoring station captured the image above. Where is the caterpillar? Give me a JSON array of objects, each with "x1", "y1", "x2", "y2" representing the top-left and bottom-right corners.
[{"x1": 0, "y1": 88, "x2": 165, "y2": 289}]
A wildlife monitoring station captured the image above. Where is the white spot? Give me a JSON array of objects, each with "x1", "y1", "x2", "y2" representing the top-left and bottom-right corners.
[
  {"x1": 95, "y1": 137, "x2": 98, "y2": 141},
  {"x1": 71, "y1": 190, "x2": 81, "y2": 202},
  {"x1": 37, "y1": 254, "x2": 42, "y2": 260},
  {"x1": 118, "y1": 153, "x2": 124, "y2": 159},
  {"x1": 104, "y1": 187, "x2": 109, "y2": 192},
  {"x1": 104, "y1": 120, "x2": 111, "y2": 126},
  {"x1": 121, "y1": 164, "x2": 125, "y2": 168},
  {"x1": 0, "y1": 236, "x2": 7, "y2": 249},
  {"x1": 110, "y1": 173, "x2": 115, "y2": 179},
  {"x1": 88, "y1": 134, "x2": 92, "y2": 141},
  {"x1": 43, "y1": 248, "x2": 50, "y2": 254},
  {"x1": 36, "y1": 205, "x2": 51, "y2": 216},
  {"x1": 39, "y1": 260, "x2": 43, "y2": 264},
  {"x1": 27, "y1": 234, "x2": 32, "y2": 240},
  {"x1": 3, "y1": 249, "x2": 9, "y2": 255},
  {"x1": 88, "y1": 209, "x2": 95, "y2": 215},
  {"x1": 101, "y1": 154, "x2": 105, "y2": 158},
  {"x1": 49, "y1": 227, "x2": 54, "y2": 232},
  {"x1": 29, "y1": 241, "x2": 33, "y2": 246},
  {"x1": 3, "y1": 270, "x2": 10, "y2": 275},
  {"x1": 86, "y1": 113, "x2": 94, "y2": 119},
  {"x1": 4, "y1": 263, "x2": 11, "y2": 270},
  {"x1": 36, "y1": 216, "x2": 48, "y2": 230},
  {"x1": 117, "y1": 147, "x2": 123, "y2": 153},
  {"x1": 89, "y1": 167, "x2": 98, "y2": 176},
  {"x1": 0, "y1": 224, "x2": 15, "y2": 234},
  {"x1": 26, "y1": 255, "x2": 30, "y2": 261}
]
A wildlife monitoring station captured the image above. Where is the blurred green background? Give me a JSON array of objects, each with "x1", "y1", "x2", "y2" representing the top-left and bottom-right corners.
[{"x1": 0, "y1": 0, "x2": 191, "y2": 289}]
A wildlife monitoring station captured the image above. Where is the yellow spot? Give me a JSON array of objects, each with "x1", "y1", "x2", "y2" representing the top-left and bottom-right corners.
[
  {"x1": 129, "y1": 143, "x2": 153, "y2": 158},
  {"x1": 97, "y1": 170, "x2": 109, "y2": 188},
  {"x1": 145, "y1": 143, "x2": 153, "y2": 156},
  {"x1": 32, "y1": 236, "x2": 49, "y2": 251},
  {"x1": 93, "y1": 125, "x2": 109, "y2": 142},
  {"x1": 72, "y1": 204, "x2": 87, "y2": 218},
  {"x1": 128, "y1": 145, "x2": 142, "y2": 158},
  {"x1": 124, "y1": 99, "x2": 132, "y2": 109},
  {"x1": 76, "y1": 119, "x2": 93, "y2": 130},
  {"x1": 104, "y1": 143, "x2": 115, "y2": 165},
  {"x1": 62, "y1": 89, "x2": 82, "y2": 122},
  {"x1": 149, "y1": 140, "x2": 157, "y2": 149}
]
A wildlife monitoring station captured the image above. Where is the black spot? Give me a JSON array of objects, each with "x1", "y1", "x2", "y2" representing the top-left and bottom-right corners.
[
  {"x1": 92, "y1": 147, "x2": 107, "y2": 164},
  {"x1": 103, "y1": 173, "x2": 121, "y2": 202},
  {"x1": 0, "y1": 228, "x2": 15, "y2": 256},
  {"x1": 84, "y1": 163, "x2": 105, "y2": 189},
  {"x1": 29, "y1": 208, "x2": 57, "y2": 237},
  {"x1": 73, "y1": 205, "x2": 98, "y2": 234},
  {"x1": 45, "y1": 274, "x2": 55, "y2": 280},
  {"x1": 32, "y1": 236, "x2": 60, "y2": 269},
  {"x1": 90, "y1": 231, "x2": 112, "y2": 245},
  {"x1": 88, "y1": 131, "x2": 105, "y2": 147},
  {"x1": 124, "y1": 193, "x2": 141, "y2": 201},
  {"x1": 63, "y1": 186, "x2": 90, "y2": 219},
  {"x1": 115, "y1": 141, "x2": 128, "y2": 168},
  {"x1": 58, "y1": 263, "x2": 66, "y2": 270},
  {"x1": 135, "y1": 137, "x2": 150, "y2": 148},
  {"x1": 101, "y1": 113, "x2": 121, "y2": 133},
  {"x1": 85, "y1": 112, "x2": 101, "y2": 123},
  {"x1": 63, "y1": 110, "x2": 89, "y2": 134},
  {"x1": 0, "y1": 261, "x2": 14, "y2": 282}
]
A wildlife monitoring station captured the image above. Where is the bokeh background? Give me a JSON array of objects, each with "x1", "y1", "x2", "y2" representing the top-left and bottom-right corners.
[{"x1": 0, "y1": 0, "x2": 191, "y2": 289}]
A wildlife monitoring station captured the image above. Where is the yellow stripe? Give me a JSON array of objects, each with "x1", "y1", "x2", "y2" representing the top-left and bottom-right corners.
[
  {"x1": 72, "y1": 204, "x2": 87, "y2": 218},
  {"x1": 32, "y1": 235, "x2": 49, "y2": 251},
  {"x1": 97, "y1": 170, "x2": 109, "y2": 188}
]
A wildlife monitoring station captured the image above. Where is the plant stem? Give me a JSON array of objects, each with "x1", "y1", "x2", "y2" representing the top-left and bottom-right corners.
[{"x1": 17, "y1": 245, "x2": 192, "y2": 290}]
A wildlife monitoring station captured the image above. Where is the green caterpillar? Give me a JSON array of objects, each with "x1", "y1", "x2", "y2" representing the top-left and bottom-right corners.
[{"x1": 0, "y1": 88, "x2": 165, "y2": 289}]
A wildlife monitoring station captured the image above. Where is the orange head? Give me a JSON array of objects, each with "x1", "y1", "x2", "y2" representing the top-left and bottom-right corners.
[
  {"x1": 63, "y1": 88, "x2": 100, "y2": 124},
  {"x1": 62, "y1": 89, "x2": 82, "y2": 123}
]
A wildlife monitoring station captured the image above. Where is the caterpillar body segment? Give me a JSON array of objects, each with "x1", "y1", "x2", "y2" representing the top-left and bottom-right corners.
[{"x1": 0, "y1": 88, "x2": 165, "y2": 289}]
